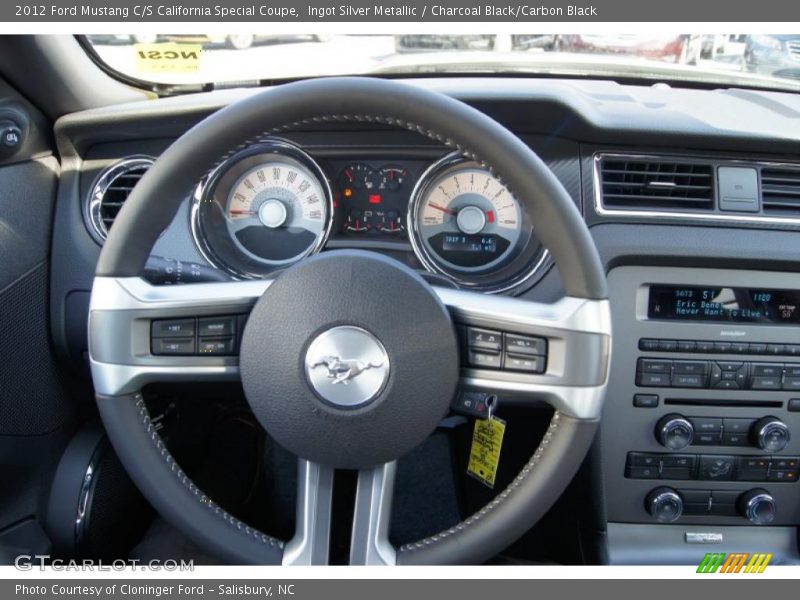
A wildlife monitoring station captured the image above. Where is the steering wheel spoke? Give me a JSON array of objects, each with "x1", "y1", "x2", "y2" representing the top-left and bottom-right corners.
[
  {"x1": 282, "y1": 459, "x2": 335, "y2": 565},
  {"x1": 350, "y1": 462, "x2": 397, "y2": 565},
  {"x1": 89, "y1": 276, "x2": 269, "y2": 395},
  {"x1": 438, "y1": 288, "x2": 611, "y2": 420}
]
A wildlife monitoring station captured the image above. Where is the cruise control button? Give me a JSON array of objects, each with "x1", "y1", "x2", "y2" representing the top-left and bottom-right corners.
[
  {"x1": 152, "y1": 337, "x2": 194, "y2": 355},
  {"x1": 468, "y1": 350, "x2": 502, "y2": 369},
  {"x1": 151, "y1": 318, "x2": 195, "y2": 338},
  {"x1": 198, "y1": 316, "x2": 236, "y2": 337},
  {"x1": 504, "y1": 353, "x2": 544, "y2": 373},
  {"x1": 504, "y1": 334, "x2": 546, "y2": 356},
  {"x1": 467, "y1": 328, "x2": 502, "y2": 352},
  {"x1": 198, "y1": 337, "x2": 235, "y2": 355}
]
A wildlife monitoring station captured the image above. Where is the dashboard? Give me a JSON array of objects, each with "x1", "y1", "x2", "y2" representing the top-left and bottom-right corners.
[{"x1": 49, "y1": 77, "x2": 800, "y2": 565}]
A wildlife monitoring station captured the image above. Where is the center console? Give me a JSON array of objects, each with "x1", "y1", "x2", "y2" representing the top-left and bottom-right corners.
[{"x1": 602, "y1": 266, "x2": 800, "y2": 563}]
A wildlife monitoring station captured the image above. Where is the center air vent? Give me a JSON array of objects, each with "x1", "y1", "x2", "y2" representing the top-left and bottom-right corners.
[
  {"x1": 597, "y1": 155, "x2": 714, "y2": 212},
  {"x1": 86, "y1": 156, "x2": 154, "y2": 243},
  {"x1": 761, "y1": 166, "x2": 800, "y2": 215}
]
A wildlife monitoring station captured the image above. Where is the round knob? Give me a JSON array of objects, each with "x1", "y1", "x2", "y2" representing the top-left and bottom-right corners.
[
  {"x1": 646, "y1": 487, "x2": 684, "y2": 523},
  {"x1": 752, "y1": 417, "x2": 790, "y2": 452},
  {"x1": 655, "y1": 413, "x2": 694, "y2": 450},
  {"x1": 738, "y1": 489, "x2": 776, "y2": 525}
]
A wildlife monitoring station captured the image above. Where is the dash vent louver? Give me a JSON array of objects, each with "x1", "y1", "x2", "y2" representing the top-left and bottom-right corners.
[
  {"x1": 598, "y1": 156, "x2": 714, "y2": 211},
  {"x1": 761, "y1": 166, "x2": 800, "y2": 215},
  {"x1": 87, "y1": 156, "x2": 154, "y2": 242}
]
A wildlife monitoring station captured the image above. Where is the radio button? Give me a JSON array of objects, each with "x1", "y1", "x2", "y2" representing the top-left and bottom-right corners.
[
  {"x1": 788, "y1": 399, "x2": 800, "y2": 412},
  {"x1": 639, "y1": 338, "x2": 660, "y2": 351},
  {"x1": 677, "y1": 340, "x2": 696, "y2": 352},
  {"x1": 751, "y1": 377, "x2": 782, "y2": 390},
  {"x1": 689, "y1": 417, "x2": 722, "y2": 433},
  {"x1": 673, "y1": 360, "x2": 707, "y2": 375},
  {"x1": 672, "y1": 374, "x2": 705, "y2": 388},
  {"x1": 633, "y1": 394, "x2": 659, "y2": 408},
  {"x1": 748, "y1": 343, "x2": 768, "y2": 354},
  {"x1": 782, "y1": 378, "x2": 800, "y2": 391},
  {"x1": 695, "y1": 341, "x2": 715, "y2": 353},
  {"x1": 657, "y1": 339, "x2": 678, "y2": 352},
  {"x1": 714, "y1": 380, "x2": 740, "y2": 390},
  {"x1": 731, "y1": 342, "x2": 750, "y2": 354},
  {"x1": 637, "y1": 372, "x2": 670, "y2": 387},
  {"x1": 784, "y1": 365, "x2": 800, "y2": 377},
  {"x1": 784, "y1": 345, "x2": 800, "y2": 356},
  {"x1": 695, "y1": 432, "x2": 723, "y2": 445},
  {"x1": 713, "y1": 342, "x2": 732, "y2": 353},
  {"x1": 638, "y1": 358, "x2": 672, "y2": 373},
  {"x1": 767, "y1": 344, "x2": 786, "y2": 355},
  {"x1": 752, "y1": 363, "x2": 784, "y2": 378},
  {"x1": 717, "y1": 361, "x2": 744, "y2": 371}
]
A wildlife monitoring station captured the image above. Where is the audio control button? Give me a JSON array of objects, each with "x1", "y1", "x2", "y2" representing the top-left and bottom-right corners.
[{"x1": 656, "y1": 414, "x2": 694, "y2": 450}]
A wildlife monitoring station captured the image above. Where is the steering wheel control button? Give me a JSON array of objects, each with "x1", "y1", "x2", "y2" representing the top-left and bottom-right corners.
[
  {"x1": 240, "y1": 250, "x2": 459, "y2": 470},
  {"x1": 198, "y1": 316, "x2": 236, "y2": 337},
  {"x1": 504, "y1": 333, "x2": 546, "y2": 356},
  {"x1": 504, "y1": 353, "x2": 544, "y2": 373},
  {"x1": 152, "y1": 337, "x2": 194, "y2": 355},
  {"x1": 469, "y1": 350, "x2": 502, "y2": 369},
  {"x1": 467, "y1": 327, "x2": 502, "y2": 351},
  {"x1": 304, "y1": 326, "x2": 390, "y2": 408},
  {"x1": 151, "y1": 318, "x2": 195, "y2": 338},
  {"x1": 198, "y1": 337, "x2": 235, "y2": 355}
]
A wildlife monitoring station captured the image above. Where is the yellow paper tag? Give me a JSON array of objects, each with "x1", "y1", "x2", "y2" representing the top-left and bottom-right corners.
[
  {"x1": 467, "y1": 416, "x2": 506, "y2": 488},
  {"x1": 134, "y1": 43, "x2": 202, "y2": 74}
]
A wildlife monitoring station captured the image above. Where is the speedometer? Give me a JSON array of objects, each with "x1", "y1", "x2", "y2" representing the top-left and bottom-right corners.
[
  {"x1": 192, "y1": 140, "x2": 332, "y2": 278},
  {"x1": 409, "y1": 154, "x2": 546, "y2": 292}
]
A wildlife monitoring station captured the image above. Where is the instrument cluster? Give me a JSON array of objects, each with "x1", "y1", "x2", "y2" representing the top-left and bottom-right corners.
[{"x1": 191, "y1": 138, "x2": 548, "y2": 293}]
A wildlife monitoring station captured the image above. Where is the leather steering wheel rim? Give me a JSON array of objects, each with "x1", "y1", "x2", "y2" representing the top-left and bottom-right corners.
[{"x1": 91, "y1": 77, "x2": 609, "y2": 565}]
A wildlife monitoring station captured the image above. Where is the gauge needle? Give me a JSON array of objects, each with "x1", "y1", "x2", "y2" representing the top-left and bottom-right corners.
[
  {"x1": 428, "y1": 202, "x2": 457, "y2": 215},
  {"x1": 229, "y1": 209, "x2": 256, "y2": 215}
]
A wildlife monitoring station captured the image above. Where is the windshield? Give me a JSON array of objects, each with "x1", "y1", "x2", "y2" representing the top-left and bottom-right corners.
[{"x1": 84, "y1": 34, "x2": 800, "y2": 93}]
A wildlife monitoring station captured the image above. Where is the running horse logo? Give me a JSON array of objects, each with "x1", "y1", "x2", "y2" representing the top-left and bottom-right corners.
[{"x1": 310, "y1": 355, "x2": 384, "y2": 384}]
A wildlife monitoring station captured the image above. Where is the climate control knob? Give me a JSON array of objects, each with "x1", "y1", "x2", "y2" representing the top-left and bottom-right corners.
[
  {"x1": 752, "y1": 417, "x2": 790, "y2": 452},
  {"x1": 655, "y1": 414, "x2": 694, "y2": 450},
  {"x1": 646, "y1": 487, "x2": 684, "y2": 523},
  {"x1": 738, "y1": 489, "x2": 777, "y2": 525}
]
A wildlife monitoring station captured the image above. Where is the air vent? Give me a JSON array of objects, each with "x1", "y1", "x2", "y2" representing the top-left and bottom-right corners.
[
  {"x1": 761, "y1": 166, "x2": 800, "y2": 215},
  {"x1": 598, "y1": 156, "x2": 714, "y2": 211},
  {"x1": 86, "y1": 156, "x2": 154, "y2": 242}
]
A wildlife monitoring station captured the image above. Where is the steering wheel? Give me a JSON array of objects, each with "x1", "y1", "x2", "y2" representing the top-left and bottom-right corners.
[{"x1": 89, "y1": 77, "x2": 611, "y2": 565}]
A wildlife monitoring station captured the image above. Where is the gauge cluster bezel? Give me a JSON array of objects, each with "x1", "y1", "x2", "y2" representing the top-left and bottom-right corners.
[
  {"x1": 407, "y1": 153, "x2": 549, "y2": 294},
  {"x1": 190, "y1": 139, "x2": 334, "y2": 279}
]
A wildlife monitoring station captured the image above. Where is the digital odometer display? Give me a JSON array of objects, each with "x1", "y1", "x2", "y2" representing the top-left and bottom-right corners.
[{"x1": 648, "y1": 285, "x2": 800, "y2": 325}]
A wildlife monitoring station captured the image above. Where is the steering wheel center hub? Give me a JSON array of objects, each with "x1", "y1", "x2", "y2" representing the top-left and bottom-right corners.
[{"x1": 239, "y1": 250, "x2": 459, "y2": 469}]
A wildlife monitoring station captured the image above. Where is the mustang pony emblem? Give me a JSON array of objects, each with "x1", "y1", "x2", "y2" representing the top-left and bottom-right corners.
[{"x1": 310, "y1": 355, "x2": 384, "y2": 384}]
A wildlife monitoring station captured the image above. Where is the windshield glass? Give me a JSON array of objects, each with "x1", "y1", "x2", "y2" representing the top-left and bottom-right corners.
[{"x1": 84, "y1": 34, "x2": 800, "y2": 93}]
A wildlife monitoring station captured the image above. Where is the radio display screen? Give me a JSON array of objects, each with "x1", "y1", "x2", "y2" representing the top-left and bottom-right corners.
[{"x1": 648, "y1": 285, "x2": 800, "y2": 325}]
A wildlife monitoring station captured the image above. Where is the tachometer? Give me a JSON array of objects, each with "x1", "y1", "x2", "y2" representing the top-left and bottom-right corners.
[
  {"x1": 192, "y1": 140, "x2": 332, "y2": 278},
  {"x1": 408, "y1": 154, "x2": 545, "y2": 292}
]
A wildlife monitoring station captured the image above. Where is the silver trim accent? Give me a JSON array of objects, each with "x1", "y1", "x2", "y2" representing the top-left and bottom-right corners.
[
  {"x1": 647, "y1": 489, "x2": 684, "y2": 523},
  {"x1": 756, "y1": 418, "x2": 791, "y2": 452},
  {"x1": 685, "y1": 532, "x2": 723, "y2": 544},
  {"x1": 282, "y1": 460, "x2": 334, "y2": 565},
  {"x1": 88, "y1": 276, "x2": 610, "y2": 419},
  {"x1": 84, "y1": 156, "x2": 155, "y2": 244},
  {"x1": 74, "y1": 444, "x2": 105, "y2": 550},
  {"x1": 189, "y1": 139, "x2": 335, "y2": 280},
  {"x1": 593, "y1": 152, "x2": 800, "y2": 226},
  {"x1": 743, "y1": 492, "x2": 777, "y2": 525},
  {"x1": 407, "y1": 152, "x2": 550, "y2": 294},
  {"x1": 350, "y1": 462, "x2": 397, "y2": 566},
  {"x1": 656, "y1": 416, "x2": 695, "y2": 450}
]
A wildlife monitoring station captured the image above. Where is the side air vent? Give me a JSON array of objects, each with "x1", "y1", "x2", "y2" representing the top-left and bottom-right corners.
[
  {"x1": 761, "y1": 166, "x2": 800, "y2": 215},
  {"x1": 598, "y1": 156, "x2": 714, "y2": 211},
  {"x1": 86, "y1": 156, "x2": 154, "y2": 243}
]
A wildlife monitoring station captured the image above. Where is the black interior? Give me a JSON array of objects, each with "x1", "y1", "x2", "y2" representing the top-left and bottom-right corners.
[{"x1": 2, "y1": 34, "x2": 800, "y2": 566}]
